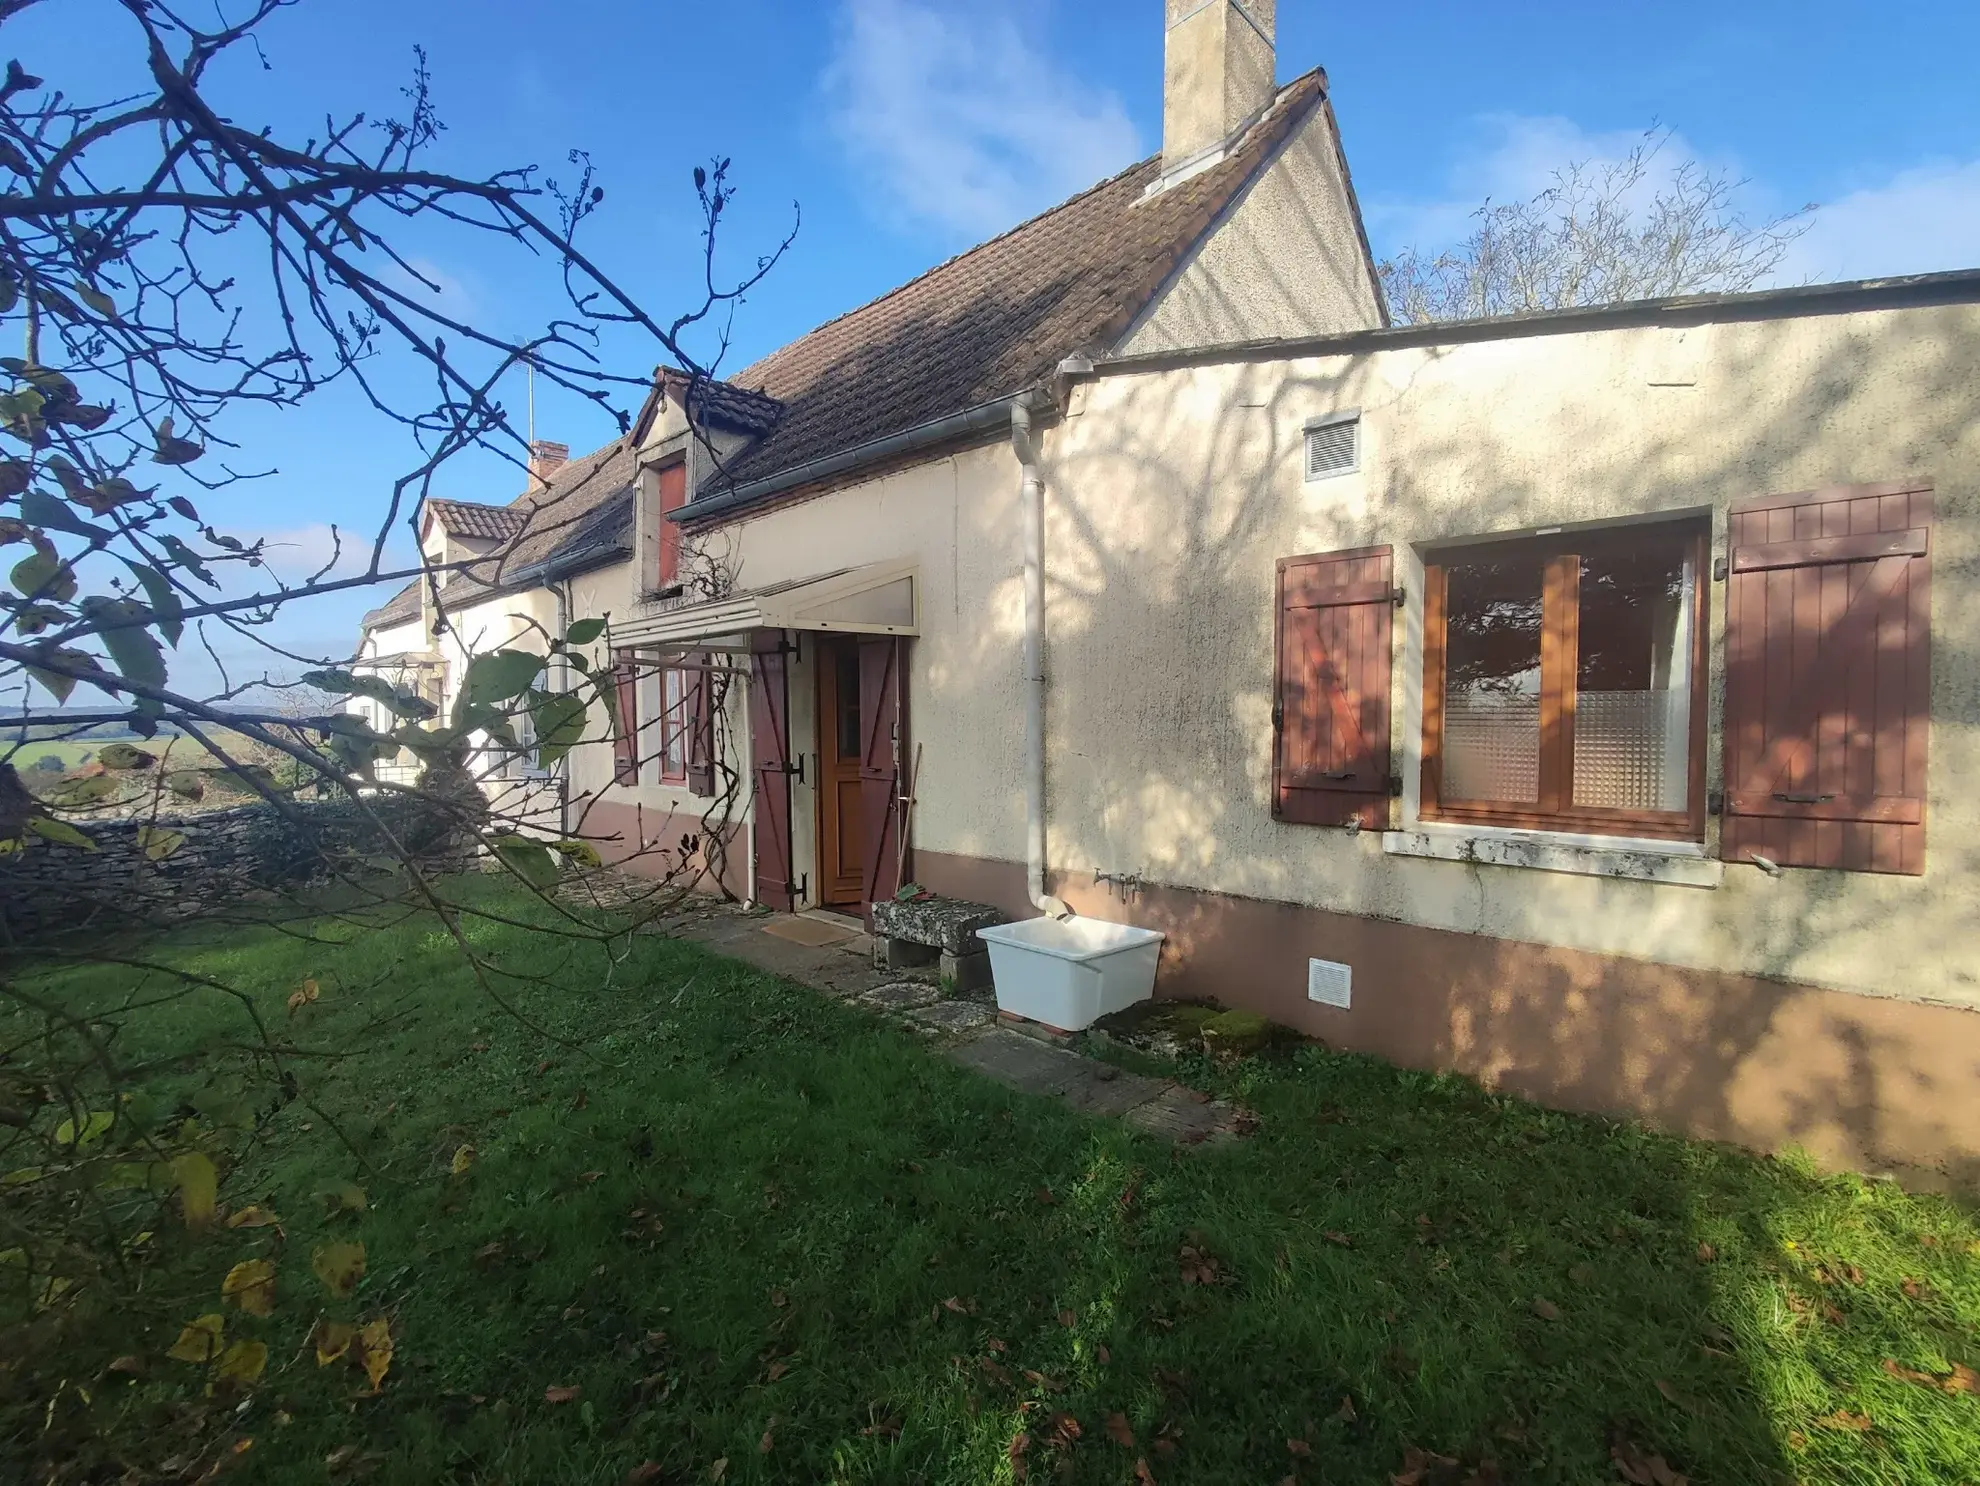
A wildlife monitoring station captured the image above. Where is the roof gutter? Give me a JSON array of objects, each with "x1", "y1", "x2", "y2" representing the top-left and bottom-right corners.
[{"x1": 674, "y1": 389, "x2": 1057, "y2": 526}]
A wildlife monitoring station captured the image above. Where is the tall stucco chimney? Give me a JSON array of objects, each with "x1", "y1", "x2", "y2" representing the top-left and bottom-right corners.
[
  {"x1": 528, "y1": 439, "x2": 569, "y2": 489},
  {"x1": 1162, "y1": 0, "x2": 1276, "y2": 178}
]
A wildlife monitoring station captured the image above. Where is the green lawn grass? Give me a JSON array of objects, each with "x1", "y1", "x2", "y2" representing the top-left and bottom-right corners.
[{"x1": 5, "y1": 883, "x2": 1978, "y2": 1484}]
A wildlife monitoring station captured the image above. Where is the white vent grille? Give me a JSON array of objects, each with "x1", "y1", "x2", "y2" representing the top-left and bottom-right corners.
[
  {"x1": 1307, "y1": 957, "x2": 1352, "y2": 1009},
  {"x1": 1304, "y1": 417, "x2": 1359, "y2": 480}
]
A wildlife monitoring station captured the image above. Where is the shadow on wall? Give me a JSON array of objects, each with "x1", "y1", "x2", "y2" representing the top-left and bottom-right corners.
[{"x1": 905, "y1": 298, "x2": 1980, "y2": 1182}]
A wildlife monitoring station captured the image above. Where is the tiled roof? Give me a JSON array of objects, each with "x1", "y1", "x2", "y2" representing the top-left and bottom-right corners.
[
  {"x1": 423, "y1": 498, "x2": 528, "y2": 542},
  {"x1": 361, "y1": 439, "x2": 636, "y2": 631},
  {"x1": 657, "y1": 368, "x2": 784, "y2": 435},
  {"x1": 699, "y1": 69, "x2": 1335, "y2": 498}
]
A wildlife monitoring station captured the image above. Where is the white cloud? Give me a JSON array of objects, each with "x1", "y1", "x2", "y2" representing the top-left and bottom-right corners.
[
  {"x1": 1780, "y1": 159, "x2": 1980, "y2": 283},
  {"x1": 822, "y1": 0, "x2": 1141, "y2": 240}
]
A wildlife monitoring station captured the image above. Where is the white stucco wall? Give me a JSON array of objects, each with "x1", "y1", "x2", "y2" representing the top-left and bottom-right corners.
[{"x1": 1038, "y1": 302, "x2": 1980, "y2": 1009}]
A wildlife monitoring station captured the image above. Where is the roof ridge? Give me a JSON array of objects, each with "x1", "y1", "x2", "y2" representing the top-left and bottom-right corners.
[{"x1": 733, "y1": 68, "x2": 1328, "y2": 387}]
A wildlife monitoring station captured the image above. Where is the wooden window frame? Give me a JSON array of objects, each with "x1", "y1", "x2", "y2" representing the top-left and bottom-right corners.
[{"x1": 1420, "y1": 520, "x2": 1710, "y2": 841}]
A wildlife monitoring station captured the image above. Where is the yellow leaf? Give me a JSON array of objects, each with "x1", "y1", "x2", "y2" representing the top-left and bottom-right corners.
[
  {"x1": 215, "y1": 1338, "x2": 267, "y2": 1386},
  {"x1": 167, "y1": 1313, "x2": 226, "y2": 1365},
  {"x1": 312, "y1": 1320, "x2": 356, "y2": 1367},
  {"x1": 318, "y1": 1181, "x2": 367, "y2": 1214},
  {"x1": 55, "y1": 1110, "x2": 114, "y2": 1147},
  {"x1": 226, "y1": 1205, "x2": 281, "y2": 1230},
  {"x1": 311, "y1": 1241, "x2": 366, "y2": 1299},
  {"x1": 173, "y1": 1152, "x2": 218, "y2": 1231},
  {"x1": 222, "y1": 1259, "x2": 276, "y2": 1317},
  {"x1": 1, "y1": 1167, "x2": 43, "y2": 1188},
  {"x1": 355, "y1": 1317, "x2": 393, "y2": 1392},
  {"x1": 135, "y1": 825, "x2": 186, "y2": 861},
  {"x1": 450, "y1": 1144, "x2": 476, "y2": 1176}
]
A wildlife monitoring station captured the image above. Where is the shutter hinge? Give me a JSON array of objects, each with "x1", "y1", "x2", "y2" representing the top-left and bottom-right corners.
[
  {"x1": 1388, "y1": 774, "x2": 1403, "y2": 798},
  {"x1": 1391, "y1": 585, "x2": 1406, "y2": 608},
  {"x1": 1707, "y1": 790, "x2": 1724, "y2": 816},
  {"x1": 1712, "y1": 556, "x2": 1728, "y2": 582},
  {"x1": 1271, "y1": 700, "x2": 1284, "y2": 731}
]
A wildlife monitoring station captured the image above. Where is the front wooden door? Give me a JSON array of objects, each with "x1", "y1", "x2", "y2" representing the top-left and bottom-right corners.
[{"x1": 815, "y1": 636, "x2": 867, "y2": 907}]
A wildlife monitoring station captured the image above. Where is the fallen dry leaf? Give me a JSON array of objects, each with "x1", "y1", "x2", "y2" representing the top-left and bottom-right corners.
[
  {"x1": 1107, "y1": 1412, "x2": 1136, "y2": 1448},
  {"x1": 578, "y1": 1169, "x2": 605, "y2": 1184},
  {"x1": 1883, "y1": 1358, "x2": 1980, "y2": 1395},
  {"x1": 1337, "y1": 1395, "x2": 1358, "y2": 1422},
  {"x1": 167, "y1": 1313, "x2": 226, "y2": 1365},
  {"x1": 1391, "y1": 1444, "x2": 1460, "y2": 1485},
  {"x1": 766, "y1": 1359, "x2": 789, "y2": 1381},
  {"x1": 771, "y1": 1288, "x2": 790, "y2": 1308},
  {"x1": 1530, "y1": 1297, "x2": 1561, "y2": 1322},
  {"x1": 1610, "y1": 1427, "x2": 1688, "y2": 1486},
  {"x1": 940, "y1": 1295, "x2": 967, "y2": 1314},
  {"x1": 622, "y1": 1464, "x2": 663, "y2": 1486},
  {"x1": 1695, "y1": 1242, "x2": 1715, "y2": 1264},
  {"x1": 450, "y1": 1145, "x2": 476, "y2": 1176},
  {"x1": 1057, "y1": 1308, "x2": 1076, "y2": 1328},
  {"x1": 226, "y1": 1206, "x2": 281, "y2": 1231},
  {"x1": 759, "y1": 1423, "x2": 775, "y2": 1454},
  {"x1": 544, "y1": 1384, "x2": 581, "y2": 1404},
  {"x1": 710, "y1": 1459, "x2": 727, "y2": 1483},
  {"x1": 1096, "y1": 1344, "x2": 1112, "y2": 1364},
  {"x1": 1815, "y1": 1410, "x2": 1872, "y2": 1431},
  {"x1": 1322, "y1": 1230, "x2": 1353, "y2": 1248},
  {"x1": 106, "y1": 1354, "x2": 146, "y2": 1378},
  {"x1": 1008, "y1": 1430, "x2": 1031, "y2": 1480},
  {"x1": 1177, "y1": 1243, "x2": 1221, "y2": 1286},
  {"x1": 1286, "y1": 1436, "x2": 1312, "y2": 1456},
  {"x1": 1133, "y1": 1459, "x2": 1157, "y2": 1485},
  {"x1": 214, "y1": 1339, "x2": 267, "y2": 1387},
  {"x1": 1045, "y1": 1411, "x2": 1081, "y2": 1449}
]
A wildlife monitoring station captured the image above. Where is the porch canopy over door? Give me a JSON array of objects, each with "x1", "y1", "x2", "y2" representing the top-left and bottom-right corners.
[{"x1": 606, "y1": 560, "x2": 919, "y2": 656}]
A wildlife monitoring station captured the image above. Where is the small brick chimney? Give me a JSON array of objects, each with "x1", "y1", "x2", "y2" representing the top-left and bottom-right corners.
[
  {"x1": 1162, "y1": 0, "x2": 1276, "y2": 179},
  {"x1": 527, "y1": 439, "x2": 569, "y2": 488}
]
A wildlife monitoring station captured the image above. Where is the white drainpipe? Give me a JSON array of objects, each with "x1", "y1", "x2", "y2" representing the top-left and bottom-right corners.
[{"x1": 1011, "y1": 400, "x2": 1070, "y2": 920}]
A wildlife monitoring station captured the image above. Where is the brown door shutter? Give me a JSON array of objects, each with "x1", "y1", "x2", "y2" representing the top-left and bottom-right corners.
[
  {"x1": 749, "y1": 631, "x2": 797, "y2": 910},
  {"x1": 611, "y1": 652, "x2": 639, "y2": 786},
  {"x1": 856, "y1": 635, "x2": 906, "y2": 925},
  {"x1": 1723, "y1": 482, "x2": 1931, "y2": 874},
  {"x1": 657, "y1": 460, "x2": 687, "y2": 588},
  {"x1": 686, "y1": 651, "x2": 715, "y2": 797},
  {"x1": 1274, "y1": 546, "x2": 1394, "y2": 828}
]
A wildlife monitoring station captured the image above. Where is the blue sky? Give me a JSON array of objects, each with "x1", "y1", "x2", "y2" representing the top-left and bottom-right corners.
[{"x1": 18, "y1": 0, "x2": 1980, "y2": 693}]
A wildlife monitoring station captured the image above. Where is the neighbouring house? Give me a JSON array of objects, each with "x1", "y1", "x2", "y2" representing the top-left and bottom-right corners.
[{"x1": 353, "y1": 1, "x2": 1980, "y2": 1179}]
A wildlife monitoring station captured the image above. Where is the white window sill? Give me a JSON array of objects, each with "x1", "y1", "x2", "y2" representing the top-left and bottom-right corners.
[{"x1": 1381, "y1": 823, "x2": 1722, "y2": 888}]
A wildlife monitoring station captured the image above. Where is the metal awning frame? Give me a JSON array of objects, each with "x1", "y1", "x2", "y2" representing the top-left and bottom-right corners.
[{"x1": 606, "y1": 559, "x2": 919, "y2": 654}]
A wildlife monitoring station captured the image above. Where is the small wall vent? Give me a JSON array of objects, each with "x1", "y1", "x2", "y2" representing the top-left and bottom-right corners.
[
  {"x1": 1307, "y1": 957, "x2": 1352, "y2": 1009},
  {"x1": 1304, "y1": 412, "x2": 1360, "y2": 481}
]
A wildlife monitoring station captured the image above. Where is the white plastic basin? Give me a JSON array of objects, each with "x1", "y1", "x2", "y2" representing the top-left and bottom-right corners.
[{"x1": 975, "y1": 916, "x2": 1166, "y2": 1031}]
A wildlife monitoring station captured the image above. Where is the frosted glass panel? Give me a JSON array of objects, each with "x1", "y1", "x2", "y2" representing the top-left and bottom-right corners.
[
  {"x1": 1572, "y1": 545, "x2": 1692, "y2": 812},
  {"x1": 1441, "y1": 558, "x2": 1543, "y2": 803}
]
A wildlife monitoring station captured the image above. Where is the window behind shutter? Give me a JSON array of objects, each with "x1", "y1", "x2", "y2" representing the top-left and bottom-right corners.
[
  {"x1": 1723, "y1": 482, "x2": 1931, "y2": 874},
  {"x1": 611, "y1": 652, "x2": 639, "y2": 786},
  {"x1": 1274, "y1": 545, "x2": 1394, "y2": 828}
]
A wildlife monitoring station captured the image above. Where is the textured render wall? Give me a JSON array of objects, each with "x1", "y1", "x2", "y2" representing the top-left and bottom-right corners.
[
  {"x1": 1040, "y1": 303, "x2": 1980, "y2": 1010},
  {"x1": 696, "y1": 440, "x2": 1032, "y2": 872},
  {"x1": 1122, "y1": 99, "x2": 1382, "y2": 357}
]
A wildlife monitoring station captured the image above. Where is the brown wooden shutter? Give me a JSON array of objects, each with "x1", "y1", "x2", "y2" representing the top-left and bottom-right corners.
[
  {"x1": 611, "y1": 652, "x2": 639, "y2": 786},
  {"x1": 1723, "y1": 482, "x2": 1931, "y2": 874},
  {"x1": 657, "y1": 460, "x2": 687, "y2": 588},
  {"x1": 856, "y1": 635, "x2": 906, "y2": 924},
  {"x1": 749, "y1": 632, "x2": 797, "y2": 910},
  {"x1": 686, "y1": 651, "x2": 715, "y2": 797},
  {"x1": 1274, "y1": 546, "x2": 1395, "y2": 828}
]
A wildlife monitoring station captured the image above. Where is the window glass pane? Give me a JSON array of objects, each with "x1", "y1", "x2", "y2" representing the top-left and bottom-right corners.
[
  {"x1": 662, "y1": 668, "x2": 686, "y2": 777},
  {"x1": 1441, "y1": 558, "x2": 1543, "y2": 803},
  {"x1": 1573, "y1": 541, "x2": 1693, "y2": 812},
  {"x1": 836, "y1": 649, "x2": 862, "y2": 760}
]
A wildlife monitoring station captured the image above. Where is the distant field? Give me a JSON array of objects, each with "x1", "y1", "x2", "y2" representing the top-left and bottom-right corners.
[{"x1": 2, "y1": 729, "x2": 279, "y2": 776}]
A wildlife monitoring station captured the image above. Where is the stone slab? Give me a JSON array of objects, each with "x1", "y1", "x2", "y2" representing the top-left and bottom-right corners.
[
  {"x1": 857, "y1": 980, "x2": 944, "y2": 1013},
  {"x1": 1124, "y1": 1085, "x2": 1239, "y2": 1144},
  {"x1": 877, "y1": 937, "x2": 940, "y2": 970},
  {"x1": 872, "y1": 895, "x2": 1008, "y2": 955},
  {"x1": 902, "y1": 1000, "x2": 997, "y2": 1036}
]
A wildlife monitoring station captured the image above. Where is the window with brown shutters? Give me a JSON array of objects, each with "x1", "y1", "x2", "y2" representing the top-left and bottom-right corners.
[
  {"x1": 1273, "y1": 545, "x2": 1395, "y2": 828},
  {"x1": 1722, "y1": 481, "x2": 1931, "y2": 874},
  {"x1": 611, "y1": 652, "x2": 639, "y2": 786}
]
